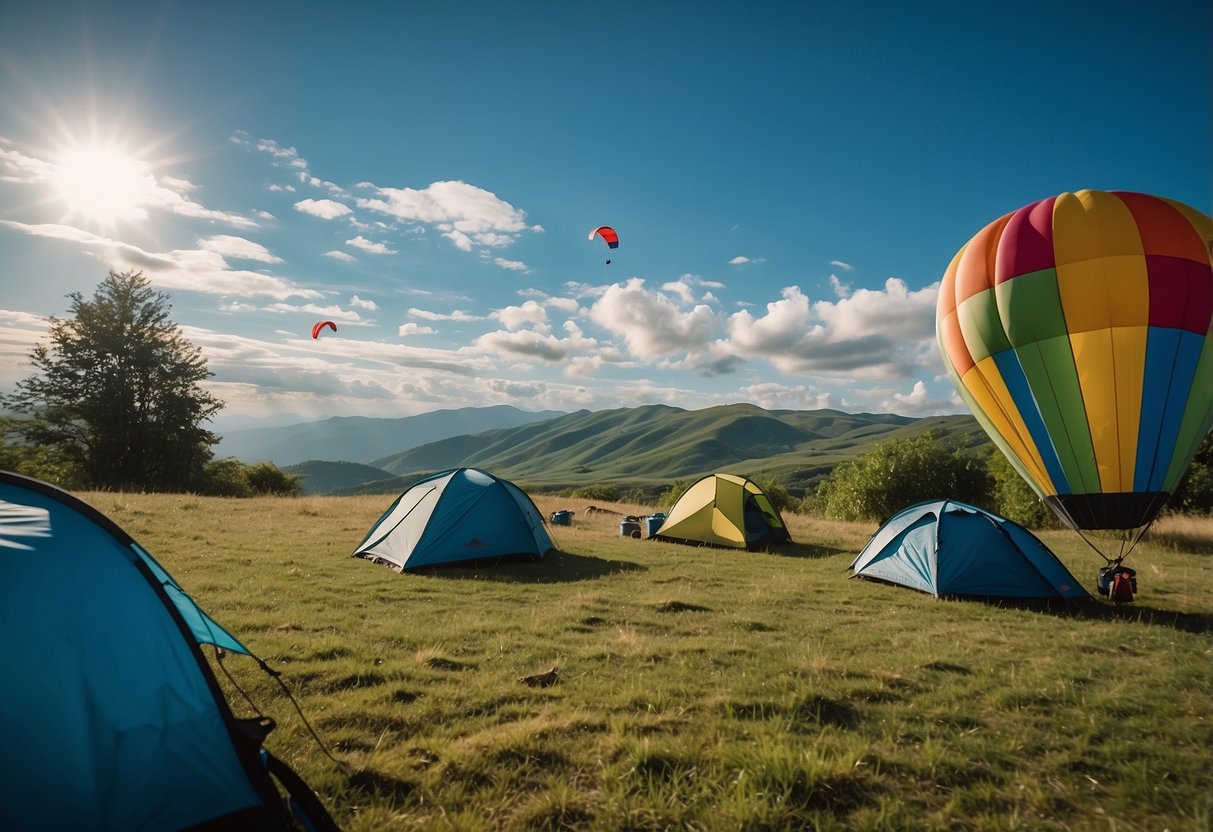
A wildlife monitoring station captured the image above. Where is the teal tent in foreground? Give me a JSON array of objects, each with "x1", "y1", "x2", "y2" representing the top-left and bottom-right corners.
[
  {"x1": 850, "y1": 499, "x2": 1090, "y2": 600},
  {"x1": 0, "y1": 471, "x2": 339, "y2": 832},
  {"x1": 353, "y1": 467, "x2": 554, "y2": 571}
]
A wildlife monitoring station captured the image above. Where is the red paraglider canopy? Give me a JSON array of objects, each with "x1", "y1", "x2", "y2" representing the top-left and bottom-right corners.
[
  {"x1": 588, "y1": 226, "x2": 619, "y2": 249},
  {"x1": 311, "y1": 320, "x2": 337, "y2": 339}
]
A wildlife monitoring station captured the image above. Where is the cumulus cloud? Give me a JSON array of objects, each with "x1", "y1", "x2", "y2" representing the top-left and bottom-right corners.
[
  {"x1": 729, "y1": 256, "x2": 764, "y2": 265},
  {"x1": 346, "y1": 235, "x2": 397, "y2": 255},
  {"x1": 197, "y1": 235, "x2": 282, "y2": 263},
  {"x1": 724, "y1": 279, "x2": 938, "y2": 379},
  {"x1": 661, "y1": 274, "x2": 724, "y2": 305},
  {"x1": 473, "y1": 320, "x2": 602, "y2": 368},
  {"x1": 324, "y1": 250, "x2": 356, "y2": 262},
  {"x1": 295, "y1": 198, "x2": 353, "y2": 219},
  {"x1": 733, "y1": 382, "x2": 841, "y2": 412},
  {"x1": 0, "y1": 221, "x2": 321, "y2": 300},
  {"x1": 357, "y1": 180, "x2": 539, "y2": 252},
  {"x1": 349, "y1": 295, "x2": 378, "y2": 311},
  {"x1": 873, "y1": 380, "x2": 957, "y2": 416},
  {"x1": 590, "y1": 278, "x2": 720, "y2": 359},
  {"x1": 492, "y1": 301, "x2": 549, "y2": 332}
]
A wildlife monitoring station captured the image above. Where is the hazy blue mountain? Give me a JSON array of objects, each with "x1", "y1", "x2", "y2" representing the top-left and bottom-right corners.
[{"x1": 214, "y1": 405, "x2": 565, "y2": 466}]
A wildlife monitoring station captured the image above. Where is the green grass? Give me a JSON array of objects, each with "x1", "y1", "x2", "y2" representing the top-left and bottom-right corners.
[{"x1": 87, "y1": 492, "x2": 1212, "y2": 831}]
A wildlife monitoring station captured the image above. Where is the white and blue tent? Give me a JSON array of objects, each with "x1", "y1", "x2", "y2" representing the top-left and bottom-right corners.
[
  {"x1": 850, "y1": 499, "x2": 1089, "y2": 599},
  {"x1": 353, "y1": 467, "x2": 554, "y2": 571},
  {"x1": 0, "y1": 471, "x2": 339, "y2": 832}
]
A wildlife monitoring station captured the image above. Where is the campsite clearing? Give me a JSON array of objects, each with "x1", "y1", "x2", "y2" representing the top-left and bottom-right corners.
[{"x1": 84, "y1": 492, "x2": 1212, "y2": 831}]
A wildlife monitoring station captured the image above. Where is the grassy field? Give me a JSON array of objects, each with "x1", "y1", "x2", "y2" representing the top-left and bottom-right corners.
[{"x1": 84, "y1": 491, "x2": 1212, "y2": 831}]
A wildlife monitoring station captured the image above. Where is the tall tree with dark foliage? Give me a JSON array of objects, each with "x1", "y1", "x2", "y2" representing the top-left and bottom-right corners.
[{"x1": 3, "y1": 270, "x2": 222, "y2": 490}]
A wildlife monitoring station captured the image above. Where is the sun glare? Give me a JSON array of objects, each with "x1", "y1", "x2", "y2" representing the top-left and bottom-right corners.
[{"x1": 52, "y1": 146, "x2": 157, "y2": 226}]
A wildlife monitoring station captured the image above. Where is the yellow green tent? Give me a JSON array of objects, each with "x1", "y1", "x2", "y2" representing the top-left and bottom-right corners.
[{"x1": 654, "y1": 473, "x2": 791, "y2": 549}]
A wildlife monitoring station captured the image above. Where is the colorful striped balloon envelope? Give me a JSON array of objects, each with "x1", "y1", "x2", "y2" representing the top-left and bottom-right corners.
[{"x1": 937, "y1": 190, "x2": 1213, "y2": 533}]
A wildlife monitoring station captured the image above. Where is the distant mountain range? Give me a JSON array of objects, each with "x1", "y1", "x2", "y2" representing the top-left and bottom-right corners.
[
  {"x1": 214, "y1": 405, "x2": 566, "y2": 466},
  {"x1": 278, "y1": 403, "x2": 984, "y2": 498}
]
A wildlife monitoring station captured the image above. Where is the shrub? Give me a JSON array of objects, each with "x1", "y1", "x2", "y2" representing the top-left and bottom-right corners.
[
  {"x1": 571, "y1": 483, "x2": 621, "y2": 502},
  {"x1": 813, "y1": 434, "x2": 992, "y2": 522},
  {"x1": 986, "y1": 449, "x2": 1060, "y2": 529},
  {"x1": 656, "y1": 479, "x2": 690, "y2": 510},
  {"x1": 245, "y1": 461, "x2": 301, "y2": 496}
]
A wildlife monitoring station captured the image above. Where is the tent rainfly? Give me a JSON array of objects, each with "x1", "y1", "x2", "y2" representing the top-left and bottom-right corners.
[
  {"x1": 850, "y1": 499, "x2": 1090, "y2": 599},
  {"x1": 653, "y1": 472, "x2": 791, "y2": 549},
  {"x1": 353, "y1": 467, "x2": 554, "y2": 571},
  {"x1": 0, "y1": 471, "x2": 339, "y2": 832}
]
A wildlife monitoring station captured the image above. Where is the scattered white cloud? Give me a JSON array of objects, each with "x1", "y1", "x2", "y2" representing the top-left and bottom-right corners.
[
  {"x1": 729, "y1": 255, "x2": 765, "y2": 265},
  {"x1": 349, "y1": 295, "x2": 378, "y2": 311},
  {"x1": 829, "y1": 260, "x2": 854, "y2": 272},
  {"x1": 264, "y1": 302, "x2": 367, "y2": 324},
  {"x1": 407, "y1": 307, "x2": 486, "y2": 322},
  {"x1": 872, "y1": 380, "x2": 957, "y2": 416},
  {"x1": 0, "y1": 143, "x2": 53, "y2": 183},
  {"x1": 492, "y1": 257, "x2": 529, "y2": 272},
  {"x1": 0, "y1": 221, "x2": 321, "y2": 300},
  {"x1": 357, "y1": 180, "x2": 539, "y2": 252},
  {"x1": 829, "y1": 274, "x2": 852, "y2": 297},
  {"x1": 197, "y1": 235, "x2": 282, "y2": 264},
  {"x1": 295, "y1": 198, "x2": 353, "y2": 219},
  {"x1": 399, "y1": 322, "x2": 436, "y2": 336},
  {"x1": 472, "y1": 320, "x2": 601, "y2": 369},
  {"x1": 266, "y1": 183, "x2": 296, "y2": 193},
  {"x1": 545, "y1": 297, "x2": 580, "y2": 315},
  {"x1": 732, "y1": 382, "x2": 841, "y2": 412},
  {"x1": 346, "y1": 235, "x2": 397, "y2": 255},
  {"x1": 324, "y1": 250, "x2": 356, "y2": 263}
]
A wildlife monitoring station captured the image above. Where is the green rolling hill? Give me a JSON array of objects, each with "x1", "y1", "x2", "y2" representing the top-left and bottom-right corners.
[{"x1": 286, "y1": 403, "x2": 984, "y2": 497}]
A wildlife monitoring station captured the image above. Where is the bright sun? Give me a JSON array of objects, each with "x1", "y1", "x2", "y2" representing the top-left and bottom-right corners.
[{"x1": 52, "y1": 146, "x2": 156, "y2": 226}]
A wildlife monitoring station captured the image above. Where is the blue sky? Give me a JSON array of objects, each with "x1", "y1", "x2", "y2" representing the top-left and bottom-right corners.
[{"x1": 1, "y1": 1, "x2": 1209, "y2": 431}]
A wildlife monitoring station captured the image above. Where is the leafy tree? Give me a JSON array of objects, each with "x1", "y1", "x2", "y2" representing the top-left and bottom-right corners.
[
  {"x1": 747, "y1": 474, "x2": 794, "y2": 513},
  {"x1": 196, "y1": 458, "x2": 300, "y2": 497},
  {"x1": 985, "y1": 448, "x2": 1061, "y2": 529},
  {"x1": 1167, "y1": 431, "x2": 1213, "y2": 514},
  {"x1": 812, "y1": 434, "x2": 991, "y2": 522},
  {"x1": 2, "y1": 271, "x2": 222, "y2": 491}
]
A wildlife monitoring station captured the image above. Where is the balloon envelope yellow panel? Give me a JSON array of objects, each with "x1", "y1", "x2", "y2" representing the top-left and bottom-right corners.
[{"x1": 937, "y1": 190, "x2": 1213, "y2": 531}]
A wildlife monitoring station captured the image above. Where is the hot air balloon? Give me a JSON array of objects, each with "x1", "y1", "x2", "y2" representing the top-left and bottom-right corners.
[
  {"x1": 937, "y1": 189, "x2": 1213, "y2": 574},
  {"x1": 589, "y1": 226, "x2": 619, "y2": 264},
  {"x1": 311, "y1": 320, "x2": 337, "y2": 339}
]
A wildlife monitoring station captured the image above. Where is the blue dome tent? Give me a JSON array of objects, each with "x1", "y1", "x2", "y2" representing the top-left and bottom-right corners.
[
  {"x1": 0, "y1": 471, "x2": 339, "y2": 831},
  {"x1": 850, "y1": 499, "x2": 1090, "y2": 600},
  {"x1": 353, "y1": 467, "x2": 554, "y2": 571}
]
